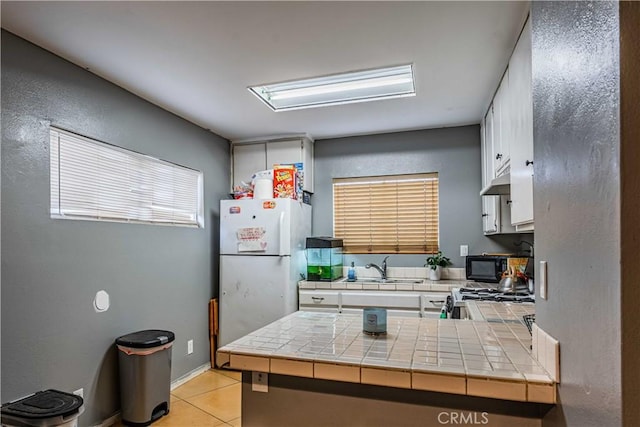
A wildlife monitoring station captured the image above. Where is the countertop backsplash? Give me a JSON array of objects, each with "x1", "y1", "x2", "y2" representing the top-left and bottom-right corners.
[{"x1": 342, "y1": 265, "x2": 466, "y2": 280}]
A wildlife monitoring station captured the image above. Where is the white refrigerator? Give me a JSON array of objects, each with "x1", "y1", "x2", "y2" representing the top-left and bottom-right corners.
[{"x1": 219, "y1": 198, "x2": 311, "y2": 347}]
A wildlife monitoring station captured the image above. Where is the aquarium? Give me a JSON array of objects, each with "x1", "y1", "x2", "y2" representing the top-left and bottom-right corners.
[{"x1": 305, "y1": 237, "x2": 343, "y2": 282}]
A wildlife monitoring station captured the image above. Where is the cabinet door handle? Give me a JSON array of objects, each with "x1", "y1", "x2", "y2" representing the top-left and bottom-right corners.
[
  {"x1": 429, "y1": 300, "x2": 446, "y2": 304},
  {"x1": 506, "y1": 200, "x2": 513, "y2": 205},
  {"x1": 311, "y1": 297, "x2": 325, "y2": 302},
  {"x1": 526, "y1": 160, "x2": 534, "y2": 166},
  {"x1": 495, "y1": 153, "x2": 503, "y2": 160},
  {"x1": 482, "y1": 213, "x2": 488, "y2": 217}
]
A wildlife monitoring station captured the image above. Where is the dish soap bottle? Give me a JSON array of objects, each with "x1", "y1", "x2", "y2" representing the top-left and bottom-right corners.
[{"x1": 348, "y1": 262, "x2": 357, "y2": 282}]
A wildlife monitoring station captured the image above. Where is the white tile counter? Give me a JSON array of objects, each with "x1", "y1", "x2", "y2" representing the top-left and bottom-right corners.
[
  {"x1": 217, "y1": 311, "x2": 555, "y2": 404},
  {"x1": 466, "y1": 301, "x2": 536, "y2": 323}
]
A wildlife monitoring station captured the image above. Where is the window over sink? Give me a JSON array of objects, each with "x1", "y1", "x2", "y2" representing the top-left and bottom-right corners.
[{"x1": 333, "y1": 173, "x2": 439, "y2": 254}]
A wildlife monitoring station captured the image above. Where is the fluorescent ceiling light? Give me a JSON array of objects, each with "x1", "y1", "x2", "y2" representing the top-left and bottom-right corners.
[{"x1": 249, "y1": 64, "x2": 415, "y2": 111}]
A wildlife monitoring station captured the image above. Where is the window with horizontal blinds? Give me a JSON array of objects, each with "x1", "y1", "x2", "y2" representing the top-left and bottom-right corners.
[
  {"x1": 50, "y1": 127, "x2": 204, "y2": 227},
  {"x1": 333, "y1": 173, "x2": 439, "y2": 254}
]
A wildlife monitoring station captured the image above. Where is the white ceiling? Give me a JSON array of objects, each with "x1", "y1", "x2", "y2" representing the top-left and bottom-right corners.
[{"x1": 1, "y1": 1, "x2": 529, "y2": 141}]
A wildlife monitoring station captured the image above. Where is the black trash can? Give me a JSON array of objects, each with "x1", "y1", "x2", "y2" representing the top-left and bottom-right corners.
[
  {"x1": 1, "y1": 389, "x2": 84, "y2": 427},
  {"x1": 115, "y1": 330, "x2": 175, "y2": 426}
]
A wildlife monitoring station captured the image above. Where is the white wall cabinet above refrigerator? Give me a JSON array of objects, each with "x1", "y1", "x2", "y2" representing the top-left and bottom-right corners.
[{"x1": 231, "y1": 135, "x2": 314, "y2": 193}]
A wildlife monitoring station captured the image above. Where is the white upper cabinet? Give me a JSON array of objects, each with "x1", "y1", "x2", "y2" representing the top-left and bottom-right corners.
[
  {"x1": 508, "y1": 17, "x2": 534, "y2": 227},
  {"x1": 480, "y1": 14, "x2": 533, "y2": 233},
  {"x1": 492, "y1": 70, "x2": 511, "y2": 177},
  {"x1": 481, "y1": 114, "x2": 498, "y2": 234},
  {"x1": 481, "y1": 112, "x2": 516, "y2": 235},
  {"x1": 232, "y1": 136, "x2": 314, "y2": 193}
]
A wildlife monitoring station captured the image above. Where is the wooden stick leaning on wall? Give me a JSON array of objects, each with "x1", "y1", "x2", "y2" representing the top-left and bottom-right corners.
[{"x1": 209, "y1": 298, "x2": 218, "y2": 368}]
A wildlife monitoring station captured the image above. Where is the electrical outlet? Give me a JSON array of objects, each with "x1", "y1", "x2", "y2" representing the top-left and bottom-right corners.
[
  {"x1": 252, "y1": 371, "x2": 268, "y2": 392},
  {"x1": 73, "y1": 388, "x2": 83, "y2": 399},
  {"x1": 187, "y1": 339, "x2": 194, "y2": 355},
  {"x1": 460, "y1": 245, "x2": 469, "y2": 257}
]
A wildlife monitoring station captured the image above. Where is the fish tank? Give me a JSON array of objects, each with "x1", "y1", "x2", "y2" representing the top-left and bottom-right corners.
[{"x1": 306, "y1": 237, "x2": 343, "y2": 282}]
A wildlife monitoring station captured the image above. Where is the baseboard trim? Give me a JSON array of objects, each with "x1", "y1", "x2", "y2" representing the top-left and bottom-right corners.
[
  {"x1": 93, "y1": 363, "x2": 211, "y2": 426},
  {"x1": 93, "y1": 412, "x2": 120, "y2": 427},
  {"x1": 170, "y1": 362, "x2": 211, "y2": 390}
]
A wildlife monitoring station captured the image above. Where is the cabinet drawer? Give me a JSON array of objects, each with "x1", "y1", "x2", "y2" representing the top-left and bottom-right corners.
[
  {"x1": 421, "y1": 293, "x2": 449, "y2": 310},
  {"x1": 300, "y1": 306, "x2": 340, "y2": 314},
  {"x1": 340, "y1": 308, "x2": 422, "y2": 318},
  {"x1": 299, "y1": 290, "x2": 339, "y2": 307},
  {"x1": 341, "y1": 291, "x2": 420, "y2": 309}
]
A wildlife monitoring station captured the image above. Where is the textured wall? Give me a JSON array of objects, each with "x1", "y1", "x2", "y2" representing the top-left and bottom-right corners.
[
  {"x1": 531, "y1": 2, "x2": 622, "y2": 426},
  {"x1": 313, "y1": 126, "x2": 518, "y2": 268},
  {"x1": 1, "y1": 31, "x2": 230, "y2": 424}
]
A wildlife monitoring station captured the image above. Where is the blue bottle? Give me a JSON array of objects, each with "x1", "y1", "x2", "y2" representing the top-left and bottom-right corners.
[{"x1": 347, "y1": 261, "x2": 357, "y2": 281}]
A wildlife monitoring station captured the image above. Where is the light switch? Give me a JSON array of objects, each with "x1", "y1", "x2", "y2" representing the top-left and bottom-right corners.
[{"x1": 539, "y1": 261, "x2": 547, "y2": 300}]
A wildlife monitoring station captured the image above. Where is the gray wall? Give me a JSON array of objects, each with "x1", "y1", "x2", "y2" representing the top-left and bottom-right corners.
[
  {"x1": 313, "y1": 126, "x2": 518, "y2": 268},
  {"x1": 531, "y1": 2, "x2": 625, "y2": 426},
  {"x1": 1, "y1": 31, "x2": 230, "y2": 425}
]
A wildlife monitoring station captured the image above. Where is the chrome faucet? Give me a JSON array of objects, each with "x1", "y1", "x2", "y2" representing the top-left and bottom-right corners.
[{"x1": 365, "y1": 256, "x2": 390, "y2": 280}]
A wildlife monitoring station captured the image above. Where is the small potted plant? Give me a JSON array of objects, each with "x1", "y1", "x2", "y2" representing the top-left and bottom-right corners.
[{"x1": 425, "y1": 251, "x2": 452, "y2": 281}]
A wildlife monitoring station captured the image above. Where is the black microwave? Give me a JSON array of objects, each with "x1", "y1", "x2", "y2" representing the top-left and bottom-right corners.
[{"x1": 465, "y1": 255, "x2": 509, "y2": 283}]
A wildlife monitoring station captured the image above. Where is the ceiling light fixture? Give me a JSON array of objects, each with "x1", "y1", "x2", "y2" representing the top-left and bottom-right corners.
[{"x1": 248, "y1": 64, "x2": 415, "y2": 111}]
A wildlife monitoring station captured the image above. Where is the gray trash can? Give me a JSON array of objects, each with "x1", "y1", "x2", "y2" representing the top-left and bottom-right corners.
[
  {"x1": 1, "y1": 389, "x2": 84, "y2": 427},
  {"x1": 116, "y1": 330, "x2": 175, "y2": 426}
]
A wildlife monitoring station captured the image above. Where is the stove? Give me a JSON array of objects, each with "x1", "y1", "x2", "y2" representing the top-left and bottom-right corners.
[
  {"x1": 458, "y1": 287, "x2": 535, "y2": 303},
  {"x1": 447, "y1": 285, "x2": 535, "y2": 319}
]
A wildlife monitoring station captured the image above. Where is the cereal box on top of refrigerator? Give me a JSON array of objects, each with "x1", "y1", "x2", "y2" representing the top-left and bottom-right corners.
[{"x1": 273, "y1": 165, "x2": 297, "y2": 199}]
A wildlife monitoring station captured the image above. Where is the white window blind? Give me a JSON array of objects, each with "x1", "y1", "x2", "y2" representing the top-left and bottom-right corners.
[
  {"x1": 50, "y1": 127, "x2": 204, "y2": 227},
  {"x1": 333, "y1": 173, "x2": 439, "y2": 254}
]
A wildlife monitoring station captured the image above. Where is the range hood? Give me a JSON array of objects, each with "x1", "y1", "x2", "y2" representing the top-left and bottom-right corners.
[{"x1": 480, "y1": 173, "x2": 511, "y2": 196}]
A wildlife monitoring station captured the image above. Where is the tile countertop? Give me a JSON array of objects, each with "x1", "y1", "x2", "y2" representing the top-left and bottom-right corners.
[
  {"x1": 466, "y1": 301, "x2": 536, "y2": 324},
  {"x1": 217, "y1": 311, "x2": 555, "y2": 404}
]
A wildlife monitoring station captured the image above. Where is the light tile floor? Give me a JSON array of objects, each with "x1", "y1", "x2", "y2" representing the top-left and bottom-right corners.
[{"x1": 115, "y1": 369, "x2": 241, "y2": 427}]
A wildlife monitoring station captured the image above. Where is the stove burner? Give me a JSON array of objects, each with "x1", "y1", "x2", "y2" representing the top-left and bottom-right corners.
[
  {"x1": 459, "y1": 287, "x2": 500, "y2": 294},
  {"x1": 459, "y1": 288, "x2": 534, "y2": 303}
]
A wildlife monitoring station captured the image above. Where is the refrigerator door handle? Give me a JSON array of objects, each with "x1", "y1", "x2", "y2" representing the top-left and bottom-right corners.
[{"x1": 279, "y1": 211, "x2": 286, "y2": 256}]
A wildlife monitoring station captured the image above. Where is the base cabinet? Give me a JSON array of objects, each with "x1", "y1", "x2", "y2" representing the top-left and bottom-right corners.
[{"x1": 299, "y1": 289, "x2": 449, "y2": 318}]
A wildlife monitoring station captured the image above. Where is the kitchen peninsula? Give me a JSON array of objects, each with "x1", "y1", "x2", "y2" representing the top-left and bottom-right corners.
[{"x1": 217, "y1": 311, "x2": 555, "y2": 427}]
